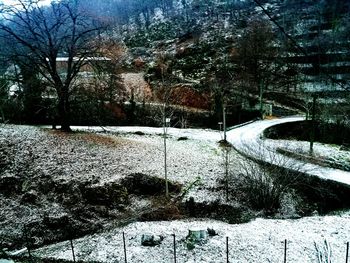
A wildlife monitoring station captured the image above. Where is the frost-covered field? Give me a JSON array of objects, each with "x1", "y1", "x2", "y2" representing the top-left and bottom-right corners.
[
  {"x1": 0, "y1": 124, "x2": 227, "y2": 199},
  {"x1": 2, "y1": 124, "x2": 350, "y2": 262},
  {"x1": 34, "y1": 215, "x2": 350, "y2": 263},
  {"x1": 70, "y1": 125, "x2": 230, "y2": 202}
]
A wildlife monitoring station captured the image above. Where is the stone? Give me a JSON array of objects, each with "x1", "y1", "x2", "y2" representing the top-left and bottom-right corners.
[
  {"x1": 141, "y1": 233, "x2": 164, "y2": 246},
  {"x1": 207, "y1": 228, "x2": 218, "y2": 237}
]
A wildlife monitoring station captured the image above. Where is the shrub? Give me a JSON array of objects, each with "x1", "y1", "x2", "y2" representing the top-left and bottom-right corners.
[
  {"x1": 230, "y1": 146, "x2": 304, "y2": 215},
  {"x1": 234, "y1": 163, "x2": 284, "y2": 214}
]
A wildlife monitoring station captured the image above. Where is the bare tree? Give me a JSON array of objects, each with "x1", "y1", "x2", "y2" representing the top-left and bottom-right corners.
[
  {"x1": 0, "y1": 0, "x2": 104, "y2": 131},
  {"x1": 150, "y1": 52, "x2": 182, "y2": 198}
]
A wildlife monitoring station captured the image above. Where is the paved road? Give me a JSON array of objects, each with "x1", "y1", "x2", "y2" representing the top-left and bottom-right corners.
[{"x1": 226, "y1": 116, "x2": 350, "y2": 186}]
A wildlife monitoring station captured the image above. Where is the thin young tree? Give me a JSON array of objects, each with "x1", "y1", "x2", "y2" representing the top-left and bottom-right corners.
[{"x1": 0, "y1": 0, "x2": 105, "y2": 131}]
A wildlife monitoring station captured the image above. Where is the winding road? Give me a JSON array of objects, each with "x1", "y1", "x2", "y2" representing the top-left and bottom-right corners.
[{"x1": 226, "y1": 116, "x2": 350, "y2": 186}]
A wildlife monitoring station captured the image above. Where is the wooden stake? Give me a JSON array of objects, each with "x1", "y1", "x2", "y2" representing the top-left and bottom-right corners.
[
  {"x1": 70, "y1": 239, "x2": 76, "y2": 263},
  {"x1": 346, "y1": 242, "x2": 349, "y2": 263},
  {"x1": 226, "y1": 236, "x2": 229, "y2": 263},
  {"x1": 173, "y1": 234, "x2": 177, "y2": 263},
  {"x1": 284, "y1": 239, "x2": 287, "y2": 263},
  {"x1": 123, "y1": 232, "x2": 127, "y2": 263}
]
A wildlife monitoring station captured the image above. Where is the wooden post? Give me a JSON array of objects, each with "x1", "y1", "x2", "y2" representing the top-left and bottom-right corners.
[
  {"x1": 284, "y1": 239, "x2": 287, "y2": 263},
  {"x1": 123, "y1": 232, "x2": 127, "y2": 263},
  {"x1": 346, "y1": 242, "x2": 349, "y2": 263},
  {"x1": 70, "y1": 239, "x2": 76, "y2": 263},
  {"x1": 225, "y1": 147, "x2": 229, "y2": 202},
  {"x1": 163, "y1": 116, "x2": 169, "y2": 198},
  {"x1": 226, "y1": 236, "x2": 229, "y2": 263},
  {"x1": 173, "y1": 234, "x2": 177, "y2": 263}
]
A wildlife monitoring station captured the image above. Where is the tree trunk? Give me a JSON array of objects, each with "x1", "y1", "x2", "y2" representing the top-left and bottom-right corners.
[
  {"x1": 309, "y1": 95, "x2": 317, "y2": 155},
  {"x1": 58, "y1": 88, "x2": 71, "y2": 132}
]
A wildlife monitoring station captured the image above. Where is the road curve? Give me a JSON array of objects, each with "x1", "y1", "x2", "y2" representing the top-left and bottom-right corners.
[{"x1": 226, "y1": 116, "x2": 350, "y2": 186}]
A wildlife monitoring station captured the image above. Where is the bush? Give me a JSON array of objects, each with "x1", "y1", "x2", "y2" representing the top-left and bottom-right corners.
[
  {"x1": 234, "y1": 162, "x2": 284, "y2": 214},
  {"x1": 230, "y1": 147, "x2": 304, "y2": 215}
]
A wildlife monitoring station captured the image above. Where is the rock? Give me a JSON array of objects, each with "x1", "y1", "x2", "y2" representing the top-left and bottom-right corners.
[
  {"x1": 141, "y1": 234, "x2": 164, "y2": 246},
  {"x1": 207, "y1": 228, "x2": 218, "y2": 237}
]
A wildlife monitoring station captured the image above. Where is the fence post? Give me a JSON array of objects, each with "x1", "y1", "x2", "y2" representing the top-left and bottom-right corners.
[
  {"x1": 226, "y1": 236, "x2": 229, "y2": 263},
  {"x1": 346, "y1": 242, "x2": 349, "y2": 263},
  {"x1": 284, "y1": 239, "x2": 287, "y2": 263},
  {"x1": 173, "y1": 234, "x2": 177, "y2": 263},
  {"x1": 123, "y1": 232, "x2": 127, "y2": 263},
  {"x1": 70, "y1": 239, "x2": 76, "y2": 263}
]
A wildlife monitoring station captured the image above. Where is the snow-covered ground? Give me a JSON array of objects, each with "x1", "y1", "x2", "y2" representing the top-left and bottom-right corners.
[
  {"x1": 66, "y1": 125, "x2": 231, "y2": 202},
  {"x1": 271, "y1": 139, "x2": 350, "y2": 170},
  {"x1": 2, "y1": 122, "x2": 350, "y2": 262},
  {"x1": 34, "y1": 214, "x2": 350, "y2": 263},
  {"x1": 0, "y1": 124, "x2": 231, "y2": 250}
]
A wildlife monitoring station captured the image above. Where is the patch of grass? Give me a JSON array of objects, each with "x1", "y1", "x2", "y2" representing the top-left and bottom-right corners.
[{"x1": 45, "y1": 129, "x2": 126, "y2": 147}]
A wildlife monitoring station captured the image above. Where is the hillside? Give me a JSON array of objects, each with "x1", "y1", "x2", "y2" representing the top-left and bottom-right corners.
[
  {"x1": 90, "y1": 0, "x2": 350, "y2": 122},
  {"x1": 0, "y1": 0, "x2": 349, "y2": 127}
]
